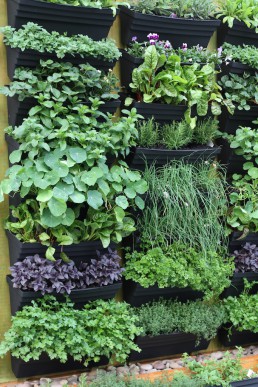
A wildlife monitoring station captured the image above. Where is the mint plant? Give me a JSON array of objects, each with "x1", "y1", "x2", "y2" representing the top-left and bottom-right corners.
[
  {"x1": 0, "y1": 296, "x2": 142, "y2": 364},
  {"x1": 222, "y1": 43, "x2": 258, "y2": 69},
  {"x1": 126, "y1": 45, "x2": 234, "y2": 128},
  {"x1": 0, "y1": 22, "x2": 121, "y2": 61}
]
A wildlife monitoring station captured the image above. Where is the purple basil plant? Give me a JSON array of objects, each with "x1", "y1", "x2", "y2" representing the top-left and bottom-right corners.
[
  {"x1": 233, "y1": 243, "x2": 258, "y2": 273},
  {"x1": 10, "y1": 249, "x2": 124, "y2": 295}
]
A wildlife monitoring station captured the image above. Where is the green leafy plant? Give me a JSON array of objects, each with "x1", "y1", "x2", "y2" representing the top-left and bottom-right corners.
[
  {"x1": 216, "y1": 0, "x2": 258, "y2": 31},
  {"x1": 0, "y1": 22, "x2": 121, "y2": 61},
  {"x1": 219, "y1": 72, "x2": 258, "y2": 111},
  {"x1": 133, "y1": 0, "x2": 216, "y2": 19},
  {"x1": 126, "y1": 45, "x2": 234, "y2": 128},
  {"x1": 0, "y1": 60, "x2": 119, "y2": 103},
  {"x1": 0, "y1": 296, "x2": 142, "y2": 365},
  {"x1": 223, "y1": 279, "x2": 258, "y2": 334},
  {"x1": 222, "y1": 43, "x2": 258, "y2": 69},
  {"x1": 124, "y1": 243, "x2": 234, "y2": 299},
  {"x1": 182, "y1": 349, "x2": 247, "y2": 387},
  {"x1": 134, "y1": 298, "x2": 227, "y2": 343},
  {"x1": 138, "y1": 161, "x2": 228, "y2": 253},
  {"x1": 137, "y1": 118, "x2": 219, "y2": 149},
  {"x1": 40, "y1": 0, "x2": 129, "y2": 15}
]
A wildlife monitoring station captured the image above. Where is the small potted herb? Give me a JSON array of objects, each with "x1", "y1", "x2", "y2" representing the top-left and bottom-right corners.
[
  {"x1": 119, "y1": 0, "x2": 221, "y2": 48},
  {"x1": 123, "y1": 161, "x2": 233, "y2": 305},
  {"x1": 216, "y1": 0, "x2": 258, "y2": 47},
  {"x1": 124, "y1": 45, "x2": 233, "y2": 128},
  {"x1": 221, "y1": 43, "x2": 258, "y2": 75},
  {"x1": 7, "y1": 249, "x2": 124, "y2": 314},
  {"x1": 0, "y1": 59, "x2": 120, "y2": 126},
  {"x1": 0, "y1": 23, "x2": 121, "y2": 79},
  {"x1": 121, "y1": 34, "x2": 223, "y2": 89},
  {"x1": 0, "y1": 296, "x2": 141, "y2": 378},
  {"x1": 129, "y1": 298, "x2": 226, "y2": 361},
  {"x1": 219, "y1": 280, "x2": 258, "y2": 347},
  {"x1": 222, "y1": 243, "x2": 258, "y2": 297},
  {"x1": 126, "y1": 117, "x2": 221, "y2": 170},
  {"x1": 7, "y1": 0, "x2": 125, "y2": 39}
]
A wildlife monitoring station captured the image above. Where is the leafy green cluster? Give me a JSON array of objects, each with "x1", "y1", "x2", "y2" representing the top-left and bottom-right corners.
[
  {"x1": 219, "y1": 72, "x2": 258, "y2": 111},
  {"x1": 124, "y1": 243, "x2": 234, "y2": 299},
  {"x1": 1, "y1": 102, "x2": 148, "y2": 259},
  {"x1": 41, "y1": 0, "x2": 127, "y2": 12},
  {"x1": 137, "y1": 118, "x2": 219, "y2": 149},
  {"x1": 222, "y1": 43, "x2": 258, "y2": 69},
  {"x1": 0, "y1": 22, "x2": 121, "y2": 61},
  {"x1": 138, "y1": 161, "x2": 228, "y2": 254},
  {"x1": 126, "y1": 46, "x2": 234, "y2": 128},
  {"x1": 222, "y1": 122, "x2": 258, "y2": 236},
  {"x1": 0, "y1": 60, "x2": 119, "y2": 103},
  {"x1": 0, "y1": 296, "x2": 142, "y2": 364},
  {"x1": 133, "y1": 0, "x2": 216, "y2": 19},
  {"x1": 134, "y1": 298, "x2": 227, "y2": 342},
  {"x1": 223, "y1": 279, "x2": 258, "y2": 333},
  {"x1": 216, "y1": 0, "x2": 258, "y2": 31}
]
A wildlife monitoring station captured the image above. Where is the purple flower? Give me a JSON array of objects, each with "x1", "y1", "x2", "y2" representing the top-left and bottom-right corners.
[
  {"x1": 149, "y1": 39, "x2": 156, "y2": 45},
  {"x1": 170, "y1": 12, "x2": 177, "y2": 18},
  {"x1": 131, "y1": 36, "x2": 137, "y2": 42},
  {"x1": 196, "y1": 44, "x2": 203, "y2": 51},
  {"x1": 147, "y1": 33, "x2": 159, "y2": 41},
  {"x1": 182, "y1": 43, "x2": 187, "y2": 51},
  {"x1": 217, "y1": 46, "x2": 223, "y2": 57},
  {"x1": 164, "y1": 40, "x2": 172, "y2": 49}
]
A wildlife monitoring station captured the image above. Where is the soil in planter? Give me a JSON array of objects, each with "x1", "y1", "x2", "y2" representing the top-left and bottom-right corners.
[{"x1": 128, "y1": 333, "x2": 209, "y2": 362}]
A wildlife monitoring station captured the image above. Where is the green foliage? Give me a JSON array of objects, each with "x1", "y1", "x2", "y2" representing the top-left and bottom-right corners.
[
  {"x1": 0, "y1": 296, "x2": 142, "y2": 365},
  {"x1": 0, "y1": 22, "x2": 121, "y2": 61},
  {"x1": 216, "y1": 0, "x2": 258, "y2": 31},
  {"x1": 124, "y1": 243, "x2": 234, "y2": 299},
  {"x1": 223, "y1": 279, "x2": 258, "y2": 333},
  {"x1": 219, "y1": 72, "x2": 258, "y2": 111},
  {"x1": 134, "y1": 298, "x2": 227, "y2": 343},
  {"x1": 126, "y1": 46, "x2": 233, "y2": 128},
  {"x1": 138, "y1": 161, "x2": 228, "y2": 254},
  {"x1": 182, "y1": 349, "x2": 247, "y2": 387},
  {"x1": 133, "y1": 0, "x2": 216, "y2": 19},
  {"x1": 222, "y1": 43, "x2": 258, "y2": 69},
  {"x1": 40, "y1": 0, "x2": 129, "y2": 14},
  {"x1": 0, "y1": 60, "x2": 119, "y2": 103},
  {"x1": 137, "y1": 118, "x2": 219, "y2": 149},
  {"x1": 226, "y1": 174, "x2": 258, "y2": 236}
]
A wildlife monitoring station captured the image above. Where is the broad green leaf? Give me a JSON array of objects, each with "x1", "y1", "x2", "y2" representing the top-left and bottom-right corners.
[
  {"x1": 61, "y1": 208, "x2": 75, "y2": 226},
  {"x1": 115, "y1": 195, "x2": 129, "y2": 209},
  {"x1": 135, "y1": 195, "x2": 145, "y2": 210},
  {"x1": 41, "y1": 208, "x2": 63, "y2": 227},
  {"x1": 114, "y1": 206, "x2": 125, "y2": 222},
  {"x1": 81, "y1": 167, "x2": 104, "y2": 186},
  {"x1": 48, "y1": 197, "x2": 67, "y2": 216},
  {"x1": 29, "y1": 105, "x2": 42, "y2": 116},
  {"x1": 36, "y1": 189, "x2": 53, "y2": 202},
  {"x1": 248, "y1": 167, "x2": 258, "y2": 179},
  {"x1": 87, "y1": 190, "x2": 103, "y2": 209},
  {"x1": 124, "y1": 187, "x2": 136, "y2": 199},
  {"x1": 45, "y1": 246, "x2": 56, "y2": 261},
  {"x1": 69, "y1": 191, "x2": 85, "y2": 203},
  {"x1": 69, "y1": 147, "x2": 87, "y2": 163},
  {"x1": 9, "y1": 150, "x2": 22, "y2": 164},
  {"x1": 133, "y1": 180, "x2": 148, "y2": 194}
]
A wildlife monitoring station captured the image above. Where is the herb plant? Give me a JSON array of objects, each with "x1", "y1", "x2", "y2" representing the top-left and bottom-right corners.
[
  {"x1": 126, "y1": 45, "x2": 233, "y2": 128},
  {"x1": 40, "y1": 0, "x2": 128, "y2": 14},
  {"x1": 0, "y1": 22, "x2": 121, "y2": 61},
  {"x1": 216, "y1": 0, "x2": 258, "y2": 31},
  {"x1": 233, "y1": 243, "x2": 258, "y2": 273},
  {"x1": 0, "y1": 60, "x2": 119, "y2": 103},
  {"x1": 223, "y1": 279, "x2": 258, "y2": 333},
  {"x1": 134, "y1": 298, "x2": 227, "y2": 343},
  {"x1": 133, "y1": 0, "x2": 216, "y2": 19},
  {"x1": 219, "y1": 72, "x2": 258, "y2": 110},
  {"x1": 222, "y1": 43, "x2": 258, "y2": 69},
  {"x1": 10, "y1": 249, "x2": 123, "y2": 294},
  {"x1": 124, "y1": 243, "x2": 234, "y2": 299},
  {"x1": 137, "y1": 118, "x2": 219, "y2": 149},
  {"x1": 0, "y1": 296, "x2": 142, "y2": 364}
]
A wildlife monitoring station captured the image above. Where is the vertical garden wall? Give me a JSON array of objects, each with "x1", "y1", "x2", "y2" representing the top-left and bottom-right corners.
[{"x1": 0, "y1": 0, "x2": 257, "y2": 383}]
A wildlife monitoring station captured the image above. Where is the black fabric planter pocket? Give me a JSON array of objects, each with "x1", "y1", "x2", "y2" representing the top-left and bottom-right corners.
[
  {"x1": 120, "y1": 51, "x2": 143, "y2": 90},
  {"x1": 6, "y1": 231, "x2": 116, "y2": 266},
  {"x1": 119, "y1": 7, "x2": 221, "y2": 48},
  {"x1": 221, "y1": 272, "x2": 258, "y2": 298},
  {"x1": 7, "y1": 0, "x2": 115, "y2": 39},
  {"x1": 124, "y1": 102, "x2": 187, "y2": 123},
  {"x1": 6, "y1": 47, "x2": 117, "y2": 80},
  {"x1": 11, "y1": 353, "x2": 107, "y2": 378},
  {"x1": 228, "y1": 232, "x2": 258, "y2": 253},
  {"x1": 123, "y1": 280, "x2": 203, "y2": 307},
  {"x1": 231, "y1": 379, "x2": 258, "y2": 386},
  {"x1": 219, "y1": 106, "x2": 258, "y2": 135},
  {"x1": 218, "y1": 139, "x2": 247, "y2": 175},
  {"x1": 218, "y1": 20, "x2": 258, "y2": 48},
  {"x1": 128, "y1": 333, "x2": 209, "y2": 362},
  {"x1": 126, "y1": 146, "x2": 221, "y2": 170},
  {"x1": 7, "y1": 276, "x2": 121, "y2": 315},
  {"x1": 7, "y1": 96, "x2": 121, "y2": 127},
  {"x1": 219, "y1": 62, "x2": 256, "y2": 77},
  {"x1": 218, "y1": 325, "x2": 258, "y2": 347}
]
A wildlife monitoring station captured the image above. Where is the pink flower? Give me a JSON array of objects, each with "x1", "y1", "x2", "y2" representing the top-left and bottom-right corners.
[
  {"x1": 147, "y1": 33, "x2": 159, "y2": 41},
  {"x1": 149, "y1": 39, "x2": 156, "y2": 45},
  {"x1": 131, "y1": 36, "x2": 137, "y2": 42},
  {"x1": 181, "y1": 43, "x2": 187, "y2": 51},
  {"x1": 170, "y1": 12, "x2": 177, "y2": 18},
  {"x1": 164, "y1": 40, "x2": 172, "y2": 49},
  {"x1": 217, "y1": 46, "x2": 223, "y2": 57}
]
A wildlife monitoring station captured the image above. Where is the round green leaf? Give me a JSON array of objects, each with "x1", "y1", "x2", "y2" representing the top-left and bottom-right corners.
[
  {"x1": 48, "y1": 197, "x2": 67, "y2": 217},
  {"x1": 36, "y1": 189, "x2": 53, "y2": 202},
  {"x1": 87, "y1": 190, "x2": 103, "y2": 209},
  {"x1": 81, "y1": 167, "x2": 104, "y2": 186},
  {"x1": 135, "y1": 195, "x2": 145, "y2": 210},
  {"x1": 69, "y1": 147, "x2": 87, "y2": 163},
  {"x1": 115, "y1": 195, "x2": 129, "y2": 210}
]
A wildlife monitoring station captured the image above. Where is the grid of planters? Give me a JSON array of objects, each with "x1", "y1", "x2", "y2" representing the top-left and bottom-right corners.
[{"x1": 0, "y1": 0, "x2": 258, "y2": 385}]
